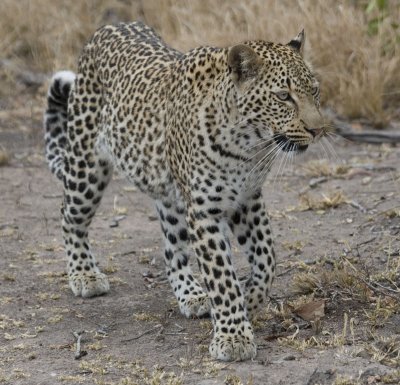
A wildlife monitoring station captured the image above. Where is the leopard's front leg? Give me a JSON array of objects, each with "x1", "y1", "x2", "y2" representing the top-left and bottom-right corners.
[
  {"x1": 188, "y1": 205, "x2": 256, "y2": 362},
  {"x1": 155, "y1": 199, "x2": 210, "y2": 318},
  {"x1": 229, "y1": 191, "x2": 276, "y2": 320}
]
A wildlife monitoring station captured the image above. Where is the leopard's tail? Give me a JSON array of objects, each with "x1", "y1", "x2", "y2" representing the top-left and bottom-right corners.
[{"x1": 44, "y1": 71, "x2": 75, "y2": 181}]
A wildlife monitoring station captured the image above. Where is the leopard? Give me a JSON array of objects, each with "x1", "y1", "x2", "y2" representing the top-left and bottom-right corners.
[{"x1": 44, "y1": 21, "x2": 325, "y2": 362}]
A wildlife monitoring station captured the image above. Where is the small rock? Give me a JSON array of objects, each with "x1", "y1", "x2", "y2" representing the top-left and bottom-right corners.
[
  {"x1": 109, "y1": 215, "x2": 127, "y2": 228},
  {"x1": 362, "y1": 176, "x2": 372, "y2": 185},
  {"x1": 283, "y1": 354, "x2": 296, "y2": 361}
]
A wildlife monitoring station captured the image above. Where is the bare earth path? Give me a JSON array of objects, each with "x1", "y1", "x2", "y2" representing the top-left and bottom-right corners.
[{"x1": 1, "y1": 107, "x2": 399, "y2": 384}]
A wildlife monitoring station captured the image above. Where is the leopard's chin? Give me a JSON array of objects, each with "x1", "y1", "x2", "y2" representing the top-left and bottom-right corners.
[{"x1": 273, "y1": 134, "x2": 308, "y2": 153}]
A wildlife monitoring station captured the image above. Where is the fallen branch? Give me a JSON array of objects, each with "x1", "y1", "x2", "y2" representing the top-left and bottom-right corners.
[{"x1": 335, "y1": 124, "x2": 400, "y2": 144}]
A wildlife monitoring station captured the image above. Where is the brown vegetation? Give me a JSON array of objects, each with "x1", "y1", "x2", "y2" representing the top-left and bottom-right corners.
[{"x1": 0, "y1": 0, "x2": 399, "y2": 125}]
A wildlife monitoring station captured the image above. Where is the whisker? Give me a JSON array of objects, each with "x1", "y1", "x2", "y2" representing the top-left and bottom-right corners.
[
  {"x1": 278, "y1": 146, "x2": 291, "y2": 186},
  {"x1": 321, "y1": 123, "x2": 338, "y2": 135},
  {"x1": 322, "y1": 123, "x2": 353, "y2": 146},
  {"x1": 319, "y1": 139, "x2": 331, "y2": 161},
  {"x1": 260, "y1": 148, "x2": 283, "y2": 190},
  {"x1": 281, "y1": 153, "x2": 289, "y2": 185},
  {"x1": 246, "y1": 143, "x2": 282, "y2": 191},
  {"x1": 315, "y1": 140, "x2": 326, "y2": 162},
  {"x1": 284, "y1": 144, "x2": 295, "y2": 179},
  {"x1": 323, "y1": 136, "x2": 342, "y2": 164},
  {"x1": 246, "y1": 138, "x2": 276, "y2": 152},
  {"x1": 238, "y1": 139, "x2": 277, "y2": 167},
  {"x1": 245, "y1": 142, "x2": 281, "y2": 180},
  {"x1": 264, "y1": 153, "x2": 280, "y2": 174},
  {"x1": 271, "y1": 145, "x2": 287, "y2": 190},
  {"x1": 327, "y1": 131, "x2": 351, "y2": 145},
  {"x1": 289, "y1": 144, "x2": 295, "y2": 173}
]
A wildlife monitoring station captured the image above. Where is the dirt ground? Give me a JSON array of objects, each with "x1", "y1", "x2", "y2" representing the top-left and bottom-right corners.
[{"x1": 0, "y1": 95, "x2": 399, "y2": 385}]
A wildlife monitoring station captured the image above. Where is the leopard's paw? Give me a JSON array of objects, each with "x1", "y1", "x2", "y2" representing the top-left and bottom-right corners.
[
  {"x1": 179, "y1": 292, "x2": 211, "y2": 318},
  {"x1": 209, "y1": 326, "x2": 256, "y2": 361},
  {"x1": 69, "y1": 270, "x2": 110, "y2": 298}
]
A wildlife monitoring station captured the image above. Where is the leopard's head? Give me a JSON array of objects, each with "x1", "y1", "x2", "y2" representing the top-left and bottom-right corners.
[{"x1": 228, "y1": 31, "x2": 325, "y2": 155}]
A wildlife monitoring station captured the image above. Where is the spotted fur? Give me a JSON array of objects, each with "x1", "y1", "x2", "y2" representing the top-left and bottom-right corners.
[{"x1": 44, "y1": 22, "x2": 324, "y2": 361}]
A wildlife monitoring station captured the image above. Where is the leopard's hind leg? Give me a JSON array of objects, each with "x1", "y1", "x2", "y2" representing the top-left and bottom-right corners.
[{"x1": 45, "y1": 65, "x2": 113, "y2": 297}]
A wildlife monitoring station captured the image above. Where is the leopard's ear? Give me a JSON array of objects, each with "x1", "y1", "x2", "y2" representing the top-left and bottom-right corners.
[
  {"x1": 287, "y1": 29, "x2": 305, "y2": 56},
  {"x1": 228, "y1": 44, "x2": 262, "y2": 88}
]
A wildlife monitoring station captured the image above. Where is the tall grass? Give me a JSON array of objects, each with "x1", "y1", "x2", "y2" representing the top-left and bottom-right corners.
[{"x1": 0, "y1": 0, "x2": 399, "y2": 126}]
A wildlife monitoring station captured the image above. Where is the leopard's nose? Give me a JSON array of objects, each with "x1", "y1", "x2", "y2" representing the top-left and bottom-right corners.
[
  {"x1": 304, "y1": 127, "x2": 322, "y2": 138},
  {"x1": 304, "y1": 127, "x2": 316, "y2": 137}
]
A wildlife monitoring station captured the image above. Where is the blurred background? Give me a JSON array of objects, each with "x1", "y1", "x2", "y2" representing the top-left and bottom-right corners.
[{"x1": 0, "y1": 0, "x2": 399, "y2": 128}]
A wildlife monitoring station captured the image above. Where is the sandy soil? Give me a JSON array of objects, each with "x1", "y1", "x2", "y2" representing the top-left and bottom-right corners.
[{"x1": 0, "y1": 100, "x2": 399, "y2": 385}]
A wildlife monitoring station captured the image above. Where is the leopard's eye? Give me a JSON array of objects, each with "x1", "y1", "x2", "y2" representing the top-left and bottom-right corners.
[
  {"x1": 311, "y1": 85, "x2": 319, "y2": 96},
  {"x1": 274, "y1": 91, "x2": 291, "y2": 101}
]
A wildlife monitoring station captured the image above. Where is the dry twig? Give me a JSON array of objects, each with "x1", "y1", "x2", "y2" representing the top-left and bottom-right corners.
[
  {"x1": 341, "y1": 257, "x2": 400, "y2": 301},
  {"x1": 72, "y1": 331, "x2": 87, "y2": 360},
  {"x1": 121, "y1": 324, "x2": 163, "y2": 343}
]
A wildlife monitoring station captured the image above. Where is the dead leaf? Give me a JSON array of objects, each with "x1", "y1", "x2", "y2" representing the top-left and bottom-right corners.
[{"x1": 294, "y1": 299, "x2": 326, "y2": 321}]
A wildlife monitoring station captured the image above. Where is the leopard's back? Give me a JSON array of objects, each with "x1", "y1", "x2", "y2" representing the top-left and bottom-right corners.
[{"x1": 88, "y1": 22, "x2": 182, "y2": 90}]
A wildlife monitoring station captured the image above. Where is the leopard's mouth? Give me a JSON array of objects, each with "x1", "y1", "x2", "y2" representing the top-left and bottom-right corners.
[{"x1": 273, "y1": 134, "x2": 308, "y2": 152}]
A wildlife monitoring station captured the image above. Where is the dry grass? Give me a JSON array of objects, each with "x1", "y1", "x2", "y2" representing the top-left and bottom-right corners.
[
  {"x1": 333, "y1": 376, "x2": 361, "y2": 385},
  {"x1": 75, "y1": 357, "x2": 184, "y2": 385},
  {"x1": 364, "y1": 334, "x2": 400, "y2": 367},
  {"x1": 0, "y1": 0, "x2": 399, "y2": 125},
  {"x1": 298, "y1": 190, "x2": 348, "y2": 211},
  {"x1": 270, "y1": 255, "x2": 400, "y2": 369},
  {"x1": 291, "y1": 255, "x2": 400, "y2": 302},
  {"x1": 224, "y1": 374, "x2": 254, "y2": 385},
  {"x1": 302, "y1": 160, "x2": 350, "y2": 178},
  {"x1": 380, "y1": 371, "x2": 400, "y2": 384}
]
